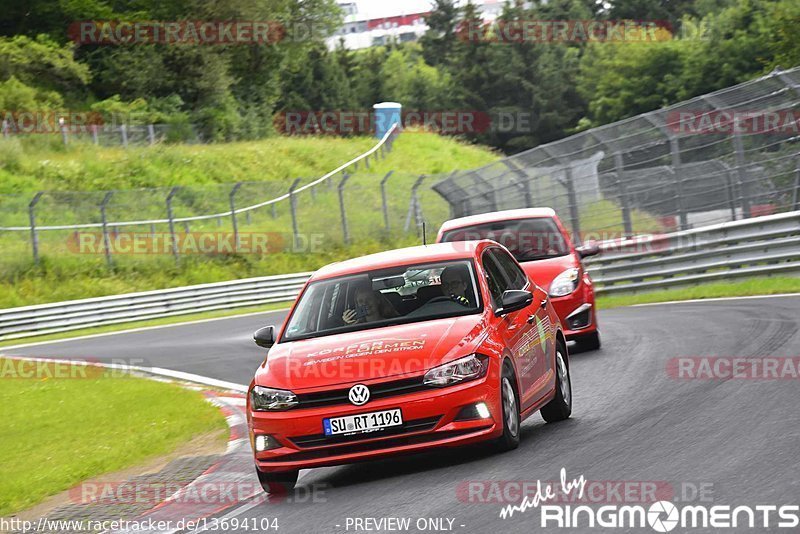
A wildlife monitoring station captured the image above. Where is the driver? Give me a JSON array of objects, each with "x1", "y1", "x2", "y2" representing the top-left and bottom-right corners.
[{"x1": 440, "y1": 265, "x2": 471, "y2": 306}]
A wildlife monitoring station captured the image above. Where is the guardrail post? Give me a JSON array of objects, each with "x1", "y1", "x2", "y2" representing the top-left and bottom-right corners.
[
  {"x1": 91, "y1": 124, "x2": 99, "y2": 145},
  {"x1": 100, "y1": 192, "x2": 114, "y2": 268},
  {"x1": 1, "y1": 119, "x2": 9, "y2": 138},
  {"x1": 288, "y1": 178, "x2": 302, "y2": 248},
  {"x1": 338, "y1": 173, "x2": 352, "y2": 244},
  {"x1": 147, "y1": 124, "x2": 156, "y2": 145},
  {"x1": 120, "y1": 124, "x2": 128, "y2": 149},
  {"x1": 28, "y1": 192, "x2": 44, "y2": 265},
  {"x1": 613, "y1": 153, "x2": 633, "y2": 236},
  {"x1": 380, "y1": 171, "x2": 394, "y2": 231},
  {"x1": 166, "y1": 187, "x2": 179, "y2": 262},
  {"x1": 229, "y1": 182, "x2": 243, "y2": 251},
  {"x1": 564, "y1": 168, "x2": 582, "y2": 246}
]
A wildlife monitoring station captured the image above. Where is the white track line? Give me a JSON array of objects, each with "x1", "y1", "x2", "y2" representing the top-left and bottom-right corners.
[
  {"x1": 0, "y1": 355, "x2": 249, "y2": 393},
  {"x1": 0, "y1": 308, "x2": 290, "y2": 351},
  {"x1": 630, "y1": 292, "x2": 800, "y2": 307}
]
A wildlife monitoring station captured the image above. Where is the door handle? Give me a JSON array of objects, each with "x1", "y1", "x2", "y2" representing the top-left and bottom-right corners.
[
  {"x1": 540, "y1": 297, "x2": 549, "y2": 310},
  {"x1": 527, "y1": 314, "x2": 536, "y2": 324}
]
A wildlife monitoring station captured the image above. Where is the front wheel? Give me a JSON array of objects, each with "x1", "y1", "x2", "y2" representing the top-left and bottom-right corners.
[
  {"x1": 256, "y1": 468, "x2": 298, "y2": 494},
  {"x1": 574, "y1": 331, "x2": 601, "y2": 352},
  {"x1": 540, "y1": 344, "x2": 572, "y2": 423},
  {"x1": 493, "y1": 363, "x2": 521, "y2": 452}
]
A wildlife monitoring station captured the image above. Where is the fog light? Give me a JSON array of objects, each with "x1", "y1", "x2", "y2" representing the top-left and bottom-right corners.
[
  {"x1": 255, "y1": 435, "x2": 276, "y2": 452},
  {"x1": 475, "y1": 402, "x2": 490, "y2": 419}
]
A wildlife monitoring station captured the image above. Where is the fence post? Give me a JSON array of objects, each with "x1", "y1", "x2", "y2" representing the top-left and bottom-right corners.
[
  {"x1": 564, "y1": 168, "x2": 582, "y2": 246},
  {"x1": 793, "y1": 161, "x2": 800, "y2": 212},
  {"x1": 731, "y1": 132, "x2": 752, "y2": 220},
  {"x1": 667, "y1": 137, "x2": 689, "y2": 230},
  {"x1": 2, "y1": 119, "x2": 8, "y2": 138},
  {"x1": 229, "y1": 182, "x2": 243, "y2": 251},
  {"x1": 338, "y1": 173, "x2": 352, "y2": 244},
  {"x1": 166, "y1": 187, "x2": 179, "y2": 262},
  {"x1": 613, "y1": 153, "x2": 633, "y2": 236},
  {"x1": 99, "y1": 192, "x2": 114, "y2": 268},
  {"x1": 59, "y1": 118, "x2": 68, "y2": 146},
  {"x1": 724, "y1": 171, "x2": 738, "y2": 221},
  {"x1": 502, "y1": 161, "x2": 532, "y2": 207},
  {"x1": 91, "y1": 124, "x2": 99, "y2": 145},
  {"x1": 120, "y1": 124, "x2": 128, "y2": 148},
  {"x1": 28, "y1": 192, "x2": 44, "y2": 265},
  {"x1": 288, "y1": 178, "x2": 302, "y2": 248},
  {"x1": 380, "y1": 171, "x2": 394, "y2": 231},
  {"x1": 148, "y1": 124, "x2": 156, "y2": 145},
  {"x1": 404, "y1": 175, "x2": 427, "y2": 234}
]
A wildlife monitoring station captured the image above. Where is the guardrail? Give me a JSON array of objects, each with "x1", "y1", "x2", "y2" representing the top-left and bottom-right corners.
[
  {"x1": 3, "y1": 211, "x2": 799, "y2": 340},
  {"x1": 0, "y1": 272, "x2": 311, "y2": 341},
  {"x1": 587, "y1": 210, "x2": 800, "y2": 295}
]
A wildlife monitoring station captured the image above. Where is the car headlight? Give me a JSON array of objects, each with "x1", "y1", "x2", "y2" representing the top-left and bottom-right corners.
[
  {"x1": 423, "y1": 354, "x2": 489, "y2": 387},
  {"x1": 549, "y1": 268, "x2": 580, "y2": 297},
  {"x1": 250, "y1": 386, "x2": 298, "y2": 411}
]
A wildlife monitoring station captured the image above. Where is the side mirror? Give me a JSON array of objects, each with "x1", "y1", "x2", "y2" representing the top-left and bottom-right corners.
[
  {"x1": 576, "y1": 240, "x2": 600, "y2": 259},
  {"x1": 498, "y1": 290, "x2": 533, "y2": 316},
  {"x1": 254, "y1": 326, "x2": 276, "y2": 349}
]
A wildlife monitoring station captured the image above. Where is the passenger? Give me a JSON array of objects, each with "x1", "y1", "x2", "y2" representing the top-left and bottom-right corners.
[{"x1": 342, "y1": 285, "x2": 399, "y2": 325}]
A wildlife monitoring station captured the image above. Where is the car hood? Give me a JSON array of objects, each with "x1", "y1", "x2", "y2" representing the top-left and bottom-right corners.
[
  {"x1": 255, "y1": 314, "x2": 488, "y2": 391},
  {"x1": 520, "y1": 254, "x2": 579, "y2": 290}
]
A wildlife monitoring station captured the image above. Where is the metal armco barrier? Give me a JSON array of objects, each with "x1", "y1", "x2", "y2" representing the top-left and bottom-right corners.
[
  {"x1": 0, "y1": 272, "x2": 312, "y2": 341},
  {"x1": 588, "y1": 210, "x2": 800, "y2": 294}
]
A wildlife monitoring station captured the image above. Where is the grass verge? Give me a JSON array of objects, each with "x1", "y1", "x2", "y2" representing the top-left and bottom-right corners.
[
  {"x1": 596, "y1": 277, "x2": 800, "y2": 309},
  {"x1": 0, "y1": 359, "x2": 228, "y2": 515}
]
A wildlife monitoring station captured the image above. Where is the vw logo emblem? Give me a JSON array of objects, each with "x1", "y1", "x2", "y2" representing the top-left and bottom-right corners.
[{"x1": 348, "y1": 384, "x2": 370, "y2": 406}]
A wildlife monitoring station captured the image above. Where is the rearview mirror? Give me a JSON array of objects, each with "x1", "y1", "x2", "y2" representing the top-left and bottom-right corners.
[
  {"x1": 576, "y1": 241, "x2": 600, "y2": 259},
  {"x1": 498, "y1": 290, "x2": 533, "y2": 316},
  {"x1": 254, "y1": 326, "x2": 276, "y2": 349}
]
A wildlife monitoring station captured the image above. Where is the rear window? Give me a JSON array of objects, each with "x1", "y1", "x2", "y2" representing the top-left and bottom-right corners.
[{"x1": 440, "y1": 217, "x2": 569, "y2": 262}]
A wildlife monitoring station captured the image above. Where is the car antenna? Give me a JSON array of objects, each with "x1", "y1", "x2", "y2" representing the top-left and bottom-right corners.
[{"x1": 422, "y1": 222, "x2": 427, "y2": 246}]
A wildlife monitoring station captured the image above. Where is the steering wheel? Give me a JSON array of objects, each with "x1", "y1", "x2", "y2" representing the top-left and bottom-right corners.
[
  {"x1": 425, "y1": 296, "x2": 452, "y2": 304},
  {"x1": 426, "y1": 295, "x2": 470, "y2": 307}
]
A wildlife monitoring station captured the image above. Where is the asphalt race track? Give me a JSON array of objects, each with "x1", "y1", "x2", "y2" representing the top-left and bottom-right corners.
[{"x1": 5, "y1": 295, "x2": 800, "y2": 533}]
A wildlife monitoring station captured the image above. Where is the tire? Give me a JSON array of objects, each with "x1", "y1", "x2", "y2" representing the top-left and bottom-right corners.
[
  {"x1": 574, "y1": 331, "x2": 601, "y2": 352},
  {"x1": 494, "y1": 362, "x2": 521, "y2": 452},
  {"x1": 540, "y1": 343, "x2": 572, "y2": 423},
  {"x1": 256, "y1": 468, "x2": 298, "y2": 494}
]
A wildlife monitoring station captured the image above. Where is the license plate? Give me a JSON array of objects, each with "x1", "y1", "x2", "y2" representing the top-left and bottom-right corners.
[{"x1": 323, "y1": 408, "x2": 403, "y2": 436}]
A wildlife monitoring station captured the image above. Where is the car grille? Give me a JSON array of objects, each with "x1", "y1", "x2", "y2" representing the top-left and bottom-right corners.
[
  {"x1": 265, "y1": 428, "x2": 488, "y2": 463},
  {"x1": 294, "y1": 376, "x2": 433, "y2": 409},
  {"x1": 288, "y1": 415, "x2": 442, "y2": 448}
]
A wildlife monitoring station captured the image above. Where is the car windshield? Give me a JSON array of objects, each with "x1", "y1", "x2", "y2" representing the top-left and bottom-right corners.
[
  {"x1": 441, "y1": 217, "x2": 569, "y2": 262},
  {"x1": 282, "y1": 260, "x2": 482, "y2": 342}
]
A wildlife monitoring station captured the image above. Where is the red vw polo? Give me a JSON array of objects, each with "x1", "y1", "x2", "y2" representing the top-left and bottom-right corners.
[
  {"x1": 437, "y1": 209, "x2": 602, "y2": 351},
  {"x1": 247, "y1": 241, "x2": 572, "y2": 494}
]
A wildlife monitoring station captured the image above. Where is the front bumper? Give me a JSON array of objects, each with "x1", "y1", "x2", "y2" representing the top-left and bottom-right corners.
[
  {"x1": 249, "y1": 371, "x2": 502, "y2": 473},
  {"x1": 552, "y1": 291, "x2": 597, "y2": 340}
]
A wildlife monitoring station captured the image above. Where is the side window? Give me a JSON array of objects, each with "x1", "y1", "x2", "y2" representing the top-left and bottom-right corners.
[
  {"x1": 482, "y1": 251, "x2": 509, "y2": 306},
  {"x1": 492, "y1": 248, "x2": 529, "y2": 290}
]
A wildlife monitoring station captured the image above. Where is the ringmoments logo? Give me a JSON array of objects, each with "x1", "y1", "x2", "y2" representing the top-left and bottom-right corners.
[{"x1": 497, "y1": 468, "x2": 800, "y2": 531}]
